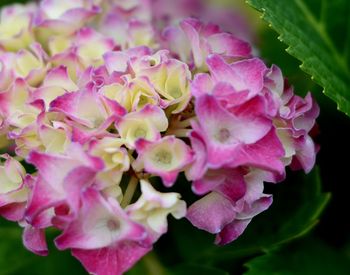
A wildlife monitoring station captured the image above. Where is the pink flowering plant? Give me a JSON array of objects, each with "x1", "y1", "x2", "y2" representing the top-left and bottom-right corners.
[{"x1": 2, "y1": 0, "x2": 348, "y2": 274}]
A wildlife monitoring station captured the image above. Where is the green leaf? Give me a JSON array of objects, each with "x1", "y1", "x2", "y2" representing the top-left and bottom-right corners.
[
  {"x1": 246, "y1": 0, "x2": 350, "y2": 117},
  {"x1": 0, "y1": 221, "x2": 86, "y2": 275},
  {"x1": 0, "y1": 0, "x2": 30, "y2": 7},
  {"x1": 172, "y1": 168, "x2": 330, "y2": 264},
  {"x1": 245, "y1": 237, "x2": 350, "y2": 275},
  {"x1": 258, "y1": 27, "x2": 319, "y2": 96},
  {"x1": 126, "y1": 252, "x2": 168, "y2": 275},
  {"x1": 125, "y1": 251, "x2": 230, "y2": 275},
  {"x1": 170, "y1": 264, "x2": 229, "y2": 275}
]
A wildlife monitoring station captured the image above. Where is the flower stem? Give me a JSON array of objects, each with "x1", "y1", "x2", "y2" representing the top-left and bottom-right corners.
[
  {"x1": 167, "y1": 129, "x2": 190, "y2": 137},
  {"x1": 176, "y1": 117, "x2": 194, "y2": 128},
  {"x1": 142, "y1": 252, "x2": 167, "y2": 275},
  {"x1": 121, "y1": 176, "x2": 138, "y2": 208}
]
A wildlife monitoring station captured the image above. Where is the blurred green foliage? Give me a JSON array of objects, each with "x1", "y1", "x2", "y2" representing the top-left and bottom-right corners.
[
  {"x1": 0, "y1": 220, "x2": 86, "y2": 275},
  {"x1": 245, "y1": 237, "x2": 350, "y2": 275}
]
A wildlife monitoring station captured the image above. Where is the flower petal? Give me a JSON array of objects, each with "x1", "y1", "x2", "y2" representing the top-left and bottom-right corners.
[
  {"x1": 187, "y1": 192, "x2": 235, "y2": 234},
  {"x1": 72, "y1": 241, "x2": 151, "y2": 275}
]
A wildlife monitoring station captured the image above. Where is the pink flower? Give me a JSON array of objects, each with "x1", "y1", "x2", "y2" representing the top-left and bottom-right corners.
[
  {"x1": 0, "y1": 52, "x2": 15, "y2": 91},
  {"x1": 72, "y1": 241, "x2": 151, "y2": 275},
  {"x1": 130, "y1": 50, "x2": 192, "y2": 113},
  {"x1": 115, "y1": 104, "x2": 168, "y2": 148},
  {"x1": 55, "y1": 188, "x2": 150, "y2": 275},
  {"x1": 0, "y1": 3, "x2": 35, "y2": 51},
  {"x1": 73, "y1": 27, "x2": 116, "y2": 67},
  {"x1": 25, "y1": 143, "x2": 104, "y2": 224},
  {"x1": 191, "y1": 94, "x2": 284, "y2": 174},
  {"x1": 35, "y1": 0, "x2": 99, "y2": 41},
  {"x1": 277, "y1": 93, "x2": 319, "y2": 173},
  {"x1": 163, "y1": 18, "x2": 251, "y2": 70},
  {"x1": 55, "y1": 188, "x2": 147, "y2": 250},
  {"x1": 0, "y1": 154, "x2": 29, "y2": 221},
  {"x1": 191, "y1": 54, "x2": 267, "y2": 104},
  {"x1": 49, "y1": 86, "x2": 126, "y2": 143},
  {"x1": 187, "y1": 169, "x2": 272, "y2": 245},
  {"x1": 127, "y1": 179, "x2": 186, "y2": 241},
  {"x1": 133, "y1": 136, "x2": 194, "y2": 186}
]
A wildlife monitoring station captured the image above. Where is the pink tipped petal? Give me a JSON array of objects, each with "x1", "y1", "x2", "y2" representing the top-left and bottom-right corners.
[
  {"x1": 212, "y1": 82, "x2": 250, "y2": 107},
  {"x1": 265, "y1": 65, "x2": 284, "y2": 97},
  {"x1": 43, "y1": 66, "x2": 78, "y2": 92},
  {"x1": 192, "y1": 167, "x2": 245, "y2": 197},
  {"x1": 191, "y1": 73, "x2": 214, "y2": 97},
  {"x1": 207, "y1": 33, "x2": 251, "y2": 58},
  {"x1": 133, "y1": 136, "x2": 194, "y2": 187},
  {"x1": 0, "y1": 202, "x2": 27, "y2": 221},
  {"x1": 214, "y1": 219, "x2": 251, "y2": 245},
  {"x1": 27, "y1": 145, "x2": 101, "y2": 194},
  {"x1": 290, "y1": 135, "x2": 317, "y2": 173},
  {"x1": 0, "y1": 155, "x2": 29, "y2": 221},
  {"x1": 237, "y1": 196, "x2": 273, "y2": 220},
  {"x1": 206, "y1": 55, "x2": 266, "y2": 96},
  {"x1": 180, "y1": 19, "x2": 203, "y2": 68},
  {"x1": 72, "y1": 241, "x2": 152, "y2": 275},
  {"x1": 127, "y1": 180, "x2": 186, "y2": 239},
  {"x1": 23, "y1": 226, "x2": 48, "y2": 256},
  {"x1": 185, "y1": 130, "x2": 208, "y2": 182},
  {"x1": 187, "y1": 192, "x2": 235, "y2": 234},
  {"x1": 25, "y1": 144, "x2": 103, "y2": 221},
  {"x1": 197, "y1": 94, "x2": 270, "y2": 145},
  {"x1": 49, "y1": 89, "x2": 109, "y2": 128},
  {"x1": 231, "y1": 58, "x2": 267, "y2": 94},
  {"x1": 38, "y1": 1, "x2": 100, "y2": 35},
  {"x1": 25, "y1": 176, "x2": 63, "y2": 224},
  {"x1": 115, "y1": 104, "x2": 168, "y2": 148},
  {"x1": 60, "y1": 7, "x2": 100, "y2": 25},
  {"x1": 194, "y1": 94, "x2": 272, "y2": 168},
  {"x1": 215, "y1": 170, "x2": 247, "y2": 202},
  {"x1": 162, "y1": 26, "x2": 190, "y2": 63},
  {"x1": 229, "y1": 129, "x2": 285, "y2": 174},
  {"x1": 291, "y1": 93, "x2": 320, "y2": 134},
  {"x1": 55, "y1": 189, "x2": 146, "y2": 250},
  {"x1": 104, "y1": 52, "x2": 129, "y2": 74}
]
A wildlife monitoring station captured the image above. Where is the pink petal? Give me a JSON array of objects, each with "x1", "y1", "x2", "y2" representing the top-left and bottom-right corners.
[
  {"x1": 191, "y1": 73, "x2": 214, "y2": 97},
  {"x1": 23, "y1": 226, "x2": 48, "y2": 256},
  {"x1": 134, "y1": 136, "x2": 194, "y2": 187},
  {"x1": 207, "y1": 33, "x2": 251, "y2": 58},
  {"x1": 215, "y1": 170, "x2": 247, "y2": 202},
  {"x1": 236, "y1": 196, "x2": 273, "y2": 220},
  {"x1": 194, "y1": 94, "x2": 272, "y2": 168},
  {"x1": 180, "y1": 18, "x2": 203, "y2": 68},
  {"x1": 290, "y1": 135, "x2": 316, "y2": 173},
  {"x1": 49, "y1": 88, "x2": 123, "y2": 129},
  {"x1": 187, "y1": 192, "x2": 235, "y2": 234},
  {"x1": 214, "y1": 219, "x2": 251, "y2": 245},
  {"x1": 103, "y1": 51, "x2": 129, "y2": 74},
  {"x1": 185, "y1": 130, "x2": 208, "y2": 182},
  {"x1": 229, "y1": 129, "x2": 285, "y2": 174},
  {"x1": 0, "y1": 202, "x2": 26, "y2": 221},
  {"x1": 72, "y1": 241, "x2": 152, "y2": 275},
  {"x1": 43, "y1": 65, "x2": 78, "y2": 91},
  {"x1": 206, "y1": 54, "x2": 266, "y2": 97},
  {"x1": 25, "y1": 145, "x2": 104, "y2": 222},
  {"x1": 55, "y1": 189, "x2": 146, "y2": 250}
]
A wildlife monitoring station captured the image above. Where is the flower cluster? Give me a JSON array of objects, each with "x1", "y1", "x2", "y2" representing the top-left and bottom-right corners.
[{"x1": 0, "y1": 0, "x2": 319, "y2": 274}]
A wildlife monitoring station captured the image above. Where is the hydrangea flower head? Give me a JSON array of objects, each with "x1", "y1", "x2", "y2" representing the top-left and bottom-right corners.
[{"x1": 0, "y1": 0, "x2": 319, "y2": 274}]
